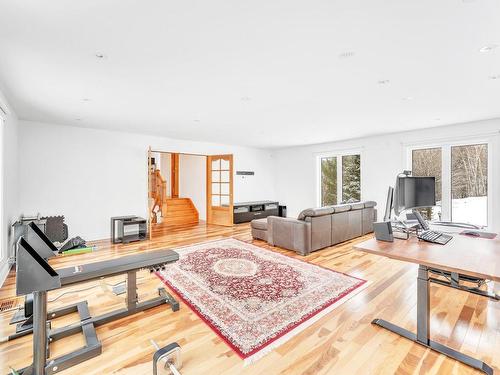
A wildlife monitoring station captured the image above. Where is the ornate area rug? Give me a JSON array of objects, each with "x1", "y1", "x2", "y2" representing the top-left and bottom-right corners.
[{"x1": 156, "y1": 238, "x2": 367, "y2": 364}]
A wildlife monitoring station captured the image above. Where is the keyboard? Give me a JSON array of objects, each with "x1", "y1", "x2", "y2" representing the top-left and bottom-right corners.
[{"x1": 418, "y1": 230, "x2": 453, "y2": 245}]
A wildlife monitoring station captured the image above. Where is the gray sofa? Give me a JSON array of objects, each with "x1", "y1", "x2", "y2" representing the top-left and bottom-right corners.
[{"x1": 251, "y1": 201, "x2": 376, "y2": 255}]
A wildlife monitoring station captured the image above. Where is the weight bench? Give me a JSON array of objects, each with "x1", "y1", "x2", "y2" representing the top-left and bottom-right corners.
[{"x1": 14, "y1": 236, "x2": 179, "y2": 375}]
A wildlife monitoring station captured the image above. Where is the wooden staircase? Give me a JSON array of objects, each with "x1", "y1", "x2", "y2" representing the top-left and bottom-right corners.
[{"x1": 162, "y1": 198, "x2": 199, "y2": 226}]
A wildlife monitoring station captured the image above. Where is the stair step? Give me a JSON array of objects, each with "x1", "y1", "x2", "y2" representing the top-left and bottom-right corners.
[
  {"x1": 163, "y1": 217, "x2": 199, "y2": 225},
  {"x1": 164, "y1": 214, "x2": 199, "y2": 219},
  {"x1": 166, "y1": 198, "x2": 192, "y2": 205},
  {"x1": 160, "y1": 197, "x2": 199, "y2": 225},
  {"x1": 164, "y1": 209, "x2": 198, "y2": 213}
]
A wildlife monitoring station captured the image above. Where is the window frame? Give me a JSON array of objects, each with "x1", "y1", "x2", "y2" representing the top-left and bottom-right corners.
[
  {"x1": 406, "y1": 136, "x2": 493, "y2": 228},
  {"x1": 315, "y1": 148, "x2": 363, "y2": 207}
]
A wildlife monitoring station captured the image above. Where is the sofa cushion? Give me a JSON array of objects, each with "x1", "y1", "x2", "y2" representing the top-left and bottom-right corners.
[
  {"x1": 251, "y1": 218, "x2": 268, "y2": 230},
  {"x1": 332, "y1": 204, "x2": 351, "y2": 213},
  {"x1": 350, "y1": 202, "x2": 365, "y2": 210},
  {"x1": 346, "y1": 209, "x2": 363, "y2": 238},
  {"x1": 331, "y1": 210, "x2": 350, "y2": 244},
  {"x1": 297, "y1": 206, "x2": 334, "y2": 220},
  {"x1": 304, "y1": 214, "x2": 332, "y2": 251},
  {"x1": 364, "y1": 201, "x2": 377, "y2": 208}
]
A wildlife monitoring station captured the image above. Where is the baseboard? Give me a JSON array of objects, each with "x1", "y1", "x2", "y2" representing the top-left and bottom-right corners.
[{"x1": 0, "y1": 259, "x2": 11, "y2": 289}]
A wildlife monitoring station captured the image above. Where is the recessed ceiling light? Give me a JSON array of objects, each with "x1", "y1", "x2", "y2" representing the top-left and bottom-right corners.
[
  {"x1": 489, "y1": 74, "x2": 500, "y2": 80},
  {"x1": 338, "y1": 51, "x2": 355, "y2": 59},
  {"x1": 377, "y1": 80, "x2": 390, "y2": 85},
  {"x1": 95, "y1": 53, "x2": 107, "y2": 59},
  {"x1": 479, "y1": 44, "x2": 499, "y2": 53}
]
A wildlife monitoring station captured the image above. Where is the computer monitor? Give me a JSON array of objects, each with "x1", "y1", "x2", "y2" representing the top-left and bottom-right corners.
[
  {"x1": 394, "y1": 176, "x2": 436, "y2": 216},
  {"x1": 383, "y1": 186, "x2": 394, "y2": 222}
]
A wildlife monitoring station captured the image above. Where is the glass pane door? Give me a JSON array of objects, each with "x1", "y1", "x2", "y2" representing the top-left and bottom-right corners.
[
  {"x1": 211, "y1": 158, "x2": 222, "y2": 207},
  {"x1": 451, "y1": 144, "x2": 488, "y2": 226},
  {"x1": 210, "y1": 158, "x2": 231, "y2": 207},
  {"x1": 207, "y1": 154, "x2": 234, "y2": 226}
]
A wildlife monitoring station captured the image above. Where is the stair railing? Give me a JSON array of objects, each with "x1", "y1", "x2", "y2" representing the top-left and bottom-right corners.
[{"x1": 150, "y1": 170, "x2": 167, "y2": 223}]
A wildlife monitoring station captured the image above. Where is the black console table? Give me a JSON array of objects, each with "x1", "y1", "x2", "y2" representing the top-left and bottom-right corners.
[
  {"x1": 233, "y1": 201, "x2": 280, "y2": 224},
  {"x1": 110, "y1": 216, "x2": 147, "y2": 244}
]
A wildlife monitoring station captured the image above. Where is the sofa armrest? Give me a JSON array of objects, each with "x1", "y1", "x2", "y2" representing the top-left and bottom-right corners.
[{"x1": 267, "y1": 216, "x2": 311, "y2": 255}]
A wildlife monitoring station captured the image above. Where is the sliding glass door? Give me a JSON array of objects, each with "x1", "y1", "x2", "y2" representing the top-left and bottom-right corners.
[
  {"x1": 409, "y1": 142, "x2": 489, "y2": 227},
  {"x1": 451, "y1": 144, "x2": 488, "y2": 226}
]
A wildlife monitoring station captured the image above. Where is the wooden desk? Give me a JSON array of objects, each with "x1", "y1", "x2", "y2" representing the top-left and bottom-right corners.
[
  {"x1": 355, "y1": 234, "x2": 499, "y2": 375},
  {"x1": 356, "y1": 235, "x2": 500, "y2": 281}
]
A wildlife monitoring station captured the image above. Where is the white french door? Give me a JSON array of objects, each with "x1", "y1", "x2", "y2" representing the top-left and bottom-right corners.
[{"x1": 408, "y1": 140, "x2": 492, "y2": 228}]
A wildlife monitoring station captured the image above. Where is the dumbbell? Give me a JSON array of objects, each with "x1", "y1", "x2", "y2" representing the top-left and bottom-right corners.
[{"x1": 151, "y1": 339, "x2": 182, "y2": 375}]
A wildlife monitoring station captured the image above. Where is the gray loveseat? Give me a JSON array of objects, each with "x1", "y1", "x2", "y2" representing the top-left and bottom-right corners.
[{"x1": 251, "y1": 201, "x2": 377, "y2": 255}]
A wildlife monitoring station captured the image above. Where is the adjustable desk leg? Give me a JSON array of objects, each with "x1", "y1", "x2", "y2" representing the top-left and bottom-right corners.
[
  {"x1": 416, "y1": 265, "x2": 430, "y2": 344},
  {"x1": 372, "y1": 264, "x2": 494, "y2": 375},
  {"x1": 32, "y1": 291, "x2": 48, "y2": 375}
]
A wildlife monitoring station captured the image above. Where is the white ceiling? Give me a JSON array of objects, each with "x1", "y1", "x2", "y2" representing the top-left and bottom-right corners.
[{"x1": 0, "y1": 0, "x2": 499, "y2": 148}]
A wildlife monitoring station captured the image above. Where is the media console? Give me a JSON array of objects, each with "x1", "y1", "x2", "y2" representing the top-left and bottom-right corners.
[{"x1": 233, "y1": 200, "x2": 280, "y2": 224}]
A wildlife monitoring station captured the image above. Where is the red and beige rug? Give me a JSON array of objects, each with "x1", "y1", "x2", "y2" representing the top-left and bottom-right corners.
[{"x1": 156, "y1": 238, "x2": 367, "y2": 364}]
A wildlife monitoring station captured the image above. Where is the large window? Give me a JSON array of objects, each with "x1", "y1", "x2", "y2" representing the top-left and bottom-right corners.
[
  {"x1": 409, "y1": 142, "x2": 489, "y2": 227},
  {"x1": 320, "y1": 157, "x2": 337, "y2": 206},
  {"x1": 342, "y1": 154, "x2": 361, "y2": 202},
  {"x1": 319, "y1": 152, "x2": 361, "y2": 206}
]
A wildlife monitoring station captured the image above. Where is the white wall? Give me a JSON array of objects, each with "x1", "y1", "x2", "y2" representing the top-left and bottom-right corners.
[
  {"x1": 179, "y1": 154, "x2": 207, "y2": 220},
  {"x1": 18, "y1": 121, "x2": 276, "y2": 240},
  {"x1": 272, "y1": 118, "x2": 500, "y2": 232},
  {"x1": 0, "y1": 89, "x2": 19, "y2": 286},
  {"x1": 160, "y1": 153, "x2": 171, "y2": 197}
]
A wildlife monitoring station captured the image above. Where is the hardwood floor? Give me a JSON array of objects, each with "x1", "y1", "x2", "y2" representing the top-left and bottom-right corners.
[{"x1": 0, "y1": 222, "x2": 498, "y2": 374}]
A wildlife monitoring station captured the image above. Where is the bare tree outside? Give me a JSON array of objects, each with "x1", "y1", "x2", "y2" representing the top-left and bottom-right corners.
[
  {"x1": 451, "y1": 144, "x2": 488, "y2": 225},
  {"x1": 451, "y1": 144, "x2": 487, "y2": 198},
  {"x1": 412, "y1": 148, "x2": 442, "y2": 201},
  {"x1": 412, "y1": 148, "x2": 442, "y2": 220}
]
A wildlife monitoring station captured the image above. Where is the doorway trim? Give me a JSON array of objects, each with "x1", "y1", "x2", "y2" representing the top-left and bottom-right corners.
[{"x1": 147, "y1": 149, "x2": 234, "y2": 238}]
